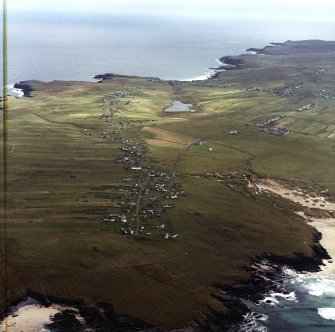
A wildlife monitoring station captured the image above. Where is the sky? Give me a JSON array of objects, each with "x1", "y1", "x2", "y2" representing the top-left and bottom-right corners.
[{"x1": 7, "y1": 0, "x2": 335, "y2": 22}]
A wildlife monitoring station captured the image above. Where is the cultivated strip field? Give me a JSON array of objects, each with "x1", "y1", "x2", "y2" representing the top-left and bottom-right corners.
[{"x1": 1, "y1": 41, "x2": 335, "y2": 329}]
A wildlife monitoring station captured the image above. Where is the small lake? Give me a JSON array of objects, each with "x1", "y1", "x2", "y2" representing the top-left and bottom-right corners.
[{"x1": 164, "y1": 100, "x2": 195, "y2": 113}]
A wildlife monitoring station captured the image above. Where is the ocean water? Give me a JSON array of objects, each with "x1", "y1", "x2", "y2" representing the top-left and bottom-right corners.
[
  {"x1": 2, "y1": 10, "x2": 335, "y2": 86},
  {"x1": 1, "y1": 8, "x2": 335, "y2": 332},
  {"x1": 240, "y1": 274, "x2": 335, "y2": 332}
]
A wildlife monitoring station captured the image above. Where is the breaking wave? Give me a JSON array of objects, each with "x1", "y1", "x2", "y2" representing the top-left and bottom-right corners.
[{"x1": 318, "y1": 308, "x2": 335, "y2": 321}]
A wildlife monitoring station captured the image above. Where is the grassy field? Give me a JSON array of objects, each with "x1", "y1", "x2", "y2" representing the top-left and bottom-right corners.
[{"x1": 1, "y1": 43, "x2": 335, "y2": 329}]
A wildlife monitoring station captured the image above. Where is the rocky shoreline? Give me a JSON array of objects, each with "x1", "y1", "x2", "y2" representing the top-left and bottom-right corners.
[
  {"x1": 219, "y1": 230, "x2": 330, "y2": 330},
  {"x1": 1, "y1": 290, "x2": 155, "y2": 332},
  {"x1": 1, "y1": 231, "x2": 328, "y2": 332},
  {"x1": 13, "y1": 81, "x2": 34, "y2": 97},
  {"x1": 245, "y1": 40, "x2": 335, "y2": 55},
  {"x1": 4, "y1": 41, "x2": 335, "y2": 331},
  {"x1": 210, "y1": 56, "x2": 246, "y2": 72}
]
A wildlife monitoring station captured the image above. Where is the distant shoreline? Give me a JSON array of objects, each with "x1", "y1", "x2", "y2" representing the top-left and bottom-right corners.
[{"x1": 4, "y1": 39, "x2": 335, "y2": 330}]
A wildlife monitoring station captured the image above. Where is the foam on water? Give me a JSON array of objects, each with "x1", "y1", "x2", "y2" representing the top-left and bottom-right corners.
[
  {"x1": 183, "y1": 69, "x2": 216, "y2": 81},
  {"x1": 271, "y1": 291, "x2": 297, "y2": 302},
  {"x1": 7, "y1": 83, "x2": 24, "y2": 98},
  {"x1": 238, "y1": 311, "x2": 269, "y2": 332},
  {"x1": 259, "y1": 291, "x2": 297, "y2": 306},
  {"x1": 318, "y1": 308, "x2": 335, "y2": 320},
  {"x1": 294, "y1": 275, "x2": 335, "y2": 297},
  {"x1": 260, "y1": 296, "x2": 279, "y2": 306},
  {"x1": 240, "y1": 273, "x2": 335, "y2": 330}
]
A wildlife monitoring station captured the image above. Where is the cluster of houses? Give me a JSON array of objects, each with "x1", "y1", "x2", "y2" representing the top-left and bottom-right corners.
[
  {"x1": 100, "y1": 113, "x2": 114, "y2": 122},
  {"x1": 116, "y1": 183, "x2": 181, "y2": 236},
  {"x1": 120, "y1": 224, "x2": 145, "y2": 236},
  {"x1": 100, "y1": 87, "x2": 143, "y2": 121},
  {"x1": 101, "y1": 131, "x2": 120, "y2": 141},
  {"x1": 81, "y1": 128, "x2": 95, "y2": 136},
  {"x1": 148, "y1": 78, "x2": 186, "y2": 87},
  {"x1": 243, "y1": 85, "x2": 315, "y2": 98},
  {"x1": 190, "y1": 82, "x2": 231, "y2": 88},
  {"x1": 274, "y1": 80, "x2": 331, "y2": 100},
  {"x1": 149, "y1": 77, "x2": 225, "y2": 88},
  {"x1": 121, "y1": 143, "x2": 148, "y2": 157},
  {"x1": 148, "y1": 76, "x2": 234, "y2": 89},
  {"x1": 256, "y1": 114, "x2": 285, "y2": 128},
  {"x1": 115, "y1": 141, "x2": 148, "y2": 170},
  {"x1": 313, "y1": 90, "x2": 335, "y2": 100},
  {"x1": 103, "y1": 213, "x2": 128, "y2": 223},
  {"x1": 121, "y1": 221, "x2": 179, "y2": 240},
  {"x1": 108, "y1": 87, "x2": 142, "y2": 99},
  {"x1": 280, "y1": 88, "x2": 296, "y2": 97},
  {"x1": 264, "y1": 127, "x2": 290, "y2": 136},
  {"x1": 293, "y1": 82, "x2": 309, "y2": 89},
  {"x1": 255, "y1": 114, "x2": 290, "y2": 136},
  {"x1": 275, "y1": 82, "x2": 312, "y2": 97},
  {"x1": 104, "y1": 131, "x2": 181, "y2": 239},
  {"x1": 296, "y1": 103, "x2": 317, "y2": 111},
  {"x1": 96, "y1": 90, "x2": 182, "y2": 240},
  {"x1": 163, "y1": 233, "x2": 179, "y2": 240},
  {"x1": 245, "y1": 86, "x2": 273, "y2": 93},
  {"x1": 165, "y1": 183, "x2": 186, "y2": 200}
]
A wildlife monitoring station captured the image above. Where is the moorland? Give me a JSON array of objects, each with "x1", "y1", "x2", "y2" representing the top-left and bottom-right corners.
[{"x1": 2, "y1": 40, "x2": 335, "y2": 330}]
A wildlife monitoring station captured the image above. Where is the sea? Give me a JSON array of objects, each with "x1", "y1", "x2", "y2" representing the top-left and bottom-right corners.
[
  {"x1": 239, "y1": 273, "x2": 335, "y2": 332},
  {"x1": 2, "y1": 8, "x2": 335, "y2": 332},
  {"x1": 2, "y1": 10, "x2": 335, "y2": 85}
]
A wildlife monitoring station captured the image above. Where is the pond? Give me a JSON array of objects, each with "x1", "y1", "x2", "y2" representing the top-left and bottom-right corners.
[{"x1": 164, "y1": 100, "x2": 196, "y2": 113}]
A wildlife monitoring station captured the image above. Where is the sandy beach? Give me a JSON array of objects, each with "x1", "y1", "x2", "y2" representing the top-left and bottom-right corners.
[
  {"x1": 257, "y1": 178, "x2": 335, "y2": 276},
  {"x1": 309, "y1": 217, "x2": 335, "y2": 276},
  {"x1": 258, "y1": 179, "x2": 335, "y2": 211},
  {"x1": 0, "y1": 299, "x2": 85, "y2": 332},
  {"x1": 1, "y1": 302, "x2": 59, "y2": 332}
]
